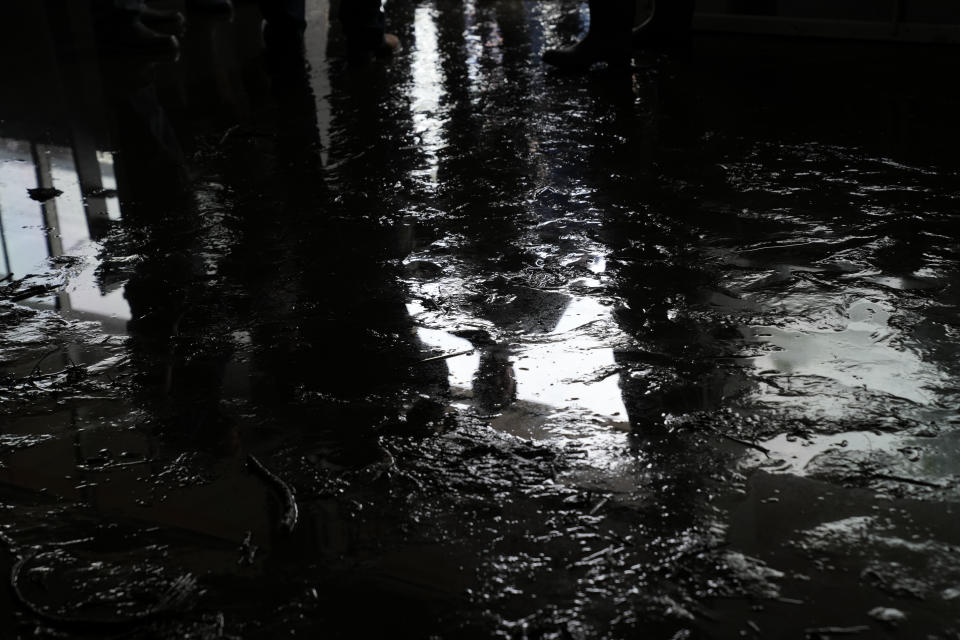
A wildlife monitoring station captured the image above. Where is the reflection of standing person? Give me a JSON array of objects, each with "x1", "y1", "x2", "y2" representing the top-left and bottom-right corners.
[
  {"x1": 543, "y1": 0, "x2": 634, "y2": 70},
  {"x1": 473, "y1": 345, "x2": 516, "y2": 412},
  {"x1": 96, "y1": 0, "x2": 180, "y2": 51},
  {"x1": 339, "y1": 1, "x2": 401, "y2": 63},
  {"x1": 543, "y1": 0, "x2": 695, "y2": 70},
  {"x1": 260, "y1": 0, "x2": 400, "y2": 63},
  {"x1": 96, "y1": 0, "x2": 233, "y2": 52}
]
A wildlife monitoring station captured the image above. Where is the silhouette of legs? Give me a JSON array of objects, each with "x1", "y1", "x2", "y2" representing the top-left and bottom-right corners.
[
  {"x1": 543, "y1": 0, "x2": 697, "y2": 70},
  {"x1": 257, "y1": 0, "x2": 399, "y2": 64},
  {"x1": 95, "y1": 0, "x2": 180, "y2": 52},
  {"x1": 339, "y1": 0, "x2": 401, "y2": 64},
  {"x1": 543, "y1": 0, "x2": 634, "y2": 70}
]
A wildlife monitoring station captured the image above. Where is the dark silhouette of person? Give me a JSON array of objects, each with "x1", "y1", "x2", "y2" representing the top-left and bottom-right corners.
[
  {"x1": 94, "y1": 0, "x2": 181, "y2": 52},
  {"x1": 94, "y1": 0, "x2": 234, "y2": 52},
  {"x1": 543, "y1": 0, "x2": 695, "y2": 70},
  {"x1": 259, "y1": 0, "x2": 400, "y2": 63},
  {"x1": 339, "y1": 0, "x2": 402, "y2": 63},
  {"x1": 96, "y1": 0, "x2": 399, "y2": 61}
]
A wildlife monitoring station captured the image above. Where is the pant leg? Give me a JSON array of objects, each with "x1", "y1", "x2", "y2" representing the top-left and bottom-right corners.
[
  {"x1": 259, "y1": 0, "x2": 306, "y2": 31},
  {"x1": 586, "y1": 0, "x2": 633, "y2": 52},
  {"x1": 339, "y1": 0, "x2": 385, "y2": 52}
]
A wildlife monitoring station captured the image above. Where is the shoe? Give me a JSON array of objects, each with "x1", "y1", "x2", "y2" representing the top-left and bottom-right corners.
[{"x1": 543, "y1": 0, "x2": 634, "y2": 70}]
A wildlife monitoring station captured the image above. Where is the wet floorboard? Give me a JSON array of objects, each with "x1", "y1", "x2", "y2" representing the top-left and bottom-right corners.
[{"x1": 2, "y1": 1, "x2": 960, "y2": 638}]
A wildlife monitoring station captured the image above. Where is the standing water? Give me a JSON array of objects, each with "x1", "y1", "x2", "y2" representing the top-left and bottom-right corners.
[{"x1": 1, "y1": 1, "x2": 960, "y2": 638}]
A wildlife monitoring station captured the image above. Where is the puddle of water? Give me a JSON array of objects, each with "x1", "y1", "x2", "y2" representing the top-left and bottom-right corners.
[
  {"x1": 750, "y1": 298, "x2": 940, "y2": 405},
  {"x1": 800, "y1": 515, "x2": 960, "y2": 559},
  {"x1": 755, "y1": 426, "x2": 960, "y2": 499},
  {"x1": 61, "y1": 247, "x2": 131, "y2": 327},
  {"x1": 759, "y1": 430, "x2": 907, "y2": 475},
  {"x1": 412, "y1": 290, "x2": 635, "y2": 493},
  {"x1": 410, "y1": 3, "x2": 447, "y2": 189},
  {"x1": 5, "y1": 3, "x2": 960, "y2": 637},
  {"x1": 414, "y1": 325, "x2": 481, "y2": 391},
  {"x1": 0, "y1": 138, "x2": 47, "y2": 280},
  {"x1": 412, "y1": 295, "x2": 627, "y2": 427},
  {"x1": 514, "y1": 297, "x2": 627, "y2": 424},
  {"x1": 0, "y1": 138, "x2": 129, "y2": 331}
]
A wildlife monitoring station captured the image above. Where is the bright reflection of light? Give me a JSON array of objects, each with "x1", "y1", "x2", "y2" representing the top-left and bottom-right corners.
[
  {"x1": 462, "y1": 0, "x2": 482, "y2": 90},
  {"x1": 50, "y1": 146, "x2": 130, "y2": 324},
  {"x1": 410, "y1": 3, "x2": 446, "y2": 188},
  {"x1": 0, "y1": 138, "x2": 45, "y2": 277},
  {"x1": 758, "y1": 430, "x2": 907, "y2": 476},
  {"x1": 751, "y1": 298, "x2": 940, "y2": 405},
  {"x1": 303, "y1": 0, "x2": 332, "y2": 167},
  {"x1": 461, "y1": 0, "x2": 504, "y2": 98},
  {"x1": 96, "y1": 151, "x2": 122, "y2": 221},
  {"x1": 65, "y1": 259, "x2": 131, "y2": 324},
  {"x1": 514, "y1": 297, "x2": 628, "y2": 424},
  {"x1": 51, "y1": 146, "x2": 89, "y2": 255},
  {"x1": 0, "y1": 139, "x2": 130, "y2": 326},
  {"x1": 414, "y1": 326, "x2": 480, "y2": 391},
  {"x1": 409, "y1": 294, "x2": 628, "y2": 428}
]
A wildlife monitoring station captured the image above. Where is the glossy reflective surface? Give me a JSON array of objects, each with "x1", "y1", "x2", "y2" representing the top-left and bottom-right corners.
[{"x1": 2, "y1": 1, "x2": 960, "y2": 638}]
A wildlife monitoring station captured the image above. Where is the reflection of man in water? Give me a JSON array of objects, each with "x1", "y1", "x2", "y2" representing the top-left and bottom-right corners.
[
  {"x1": 473, "y1": 344, "x2": 516, "y2": 412},
  {"x1": 96, "y1": 0, "x2": 232, "y2": 52},
  {"x1": 260, "y1": 0, "x2": 401, "y2": 63},
  {"x1": 339, "y1": 0, "x2": 402, "y2": 63},
  {"x1": 543, "y1": 0, "x2": 695, "y2": 70},
  {"x1": 98, "y1": 0, "x2": 401, "y2": 62}
]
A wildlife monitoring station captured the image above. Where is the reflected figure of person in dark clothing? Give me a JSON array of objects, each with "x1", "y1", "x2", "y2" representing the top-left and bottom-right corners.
[
  {"x1": 95, "y1": 0, "x2": 181, "y2": 51},
  {"x1": 119, "y1": 0, "x2": 410, "y2": 451},
  {"x1": 95, "y1": 0, "x2": 233, "y2": 52},
  {"x1": 259, "y1": 0, "x2": 401, "y2": 63},
  {"x1": 543, "y1": 0, "x2": 695, "y2": 70},
  {"x1": 339, "y1": 0, "x2": 402, "y2": 63}
]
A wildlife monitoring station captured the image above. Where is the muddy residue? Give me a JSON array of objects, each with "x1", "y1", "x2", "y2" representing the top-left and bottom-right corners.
[{"x1": 3, "y1": 1, "x2": 960, "y2": 638}]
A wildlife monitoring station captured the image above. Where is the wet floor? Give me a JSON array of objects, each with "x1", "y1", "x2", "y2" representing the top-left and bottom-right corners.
[{"x1": 2, "y1": 1, "x2": 960, "y2": 638}]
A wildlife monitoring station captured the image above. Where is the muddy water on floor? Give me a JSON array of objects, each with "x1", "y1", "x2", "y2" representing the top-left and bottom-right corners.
[{"x1": 3, "y1": 1, "x2": 960, "y2": 638}]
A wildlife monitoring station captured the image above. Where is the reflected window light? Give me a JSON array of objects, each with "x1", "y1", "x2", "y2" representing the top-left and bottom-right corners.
[
  {"x1": 513, "y1": 297, "x2": 628, "y2": 423},
  {"x1": 105, "y1": 198, "x2": 121, "y2": 220},
  {"x1": 0, "y1": 138, "x2": 47, "y2": 279},
  {"x1": 0, "y1": 137, "x2": 130, "y2": 326},
  {"x1": 0, "y1": 218, "x2": 10, "y2": 281},
  {"x1": 462, "y1": 1, "x2": 505, "y2": 100},
  {"x1": 409, "y1": 295, "x2": 627, "y2": 426},
  {"x1": 96, "y1": 151, "x2": 117, "y2": 190},
  {"x1": 49, "y1": 144, "x2": 88, "y2": 255},
  {"x1": 302, "y1": 3, "x2": 332, "y2": 167},
  {"x1": 410, "y1": 2, "x2": 447, "y2": 188},
  {"x1": 463, "y1": 0, "x2": 482, "y2": 90},
  {"x1": 96, "y1": 150, "x2": 122, "y2": 221},
  {"x1": 749, "y1": 299, "x2": 938, "y2": 407}
]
